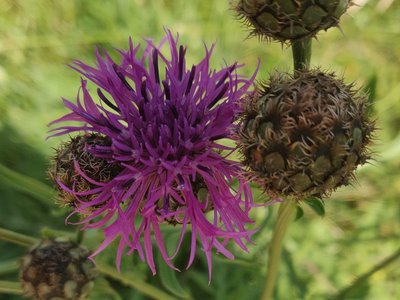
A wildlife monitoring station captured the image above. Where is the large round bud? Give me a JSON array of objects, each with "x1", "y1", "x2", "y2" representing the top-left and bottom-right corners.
[
  {"x1": 235, "y1": 0, "x2": 350, "y2": 43},
  {"x1": 20, "y1": 239, "x2": 97, "y2": 300},
  {"x1": 238, "y1": 70, "x2": 374, "y2": 198}
]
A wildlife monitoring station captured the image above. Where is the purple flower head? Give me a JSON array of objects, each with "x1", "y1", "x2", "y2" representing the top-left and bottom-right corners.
[{"x1": 49, "y1": 29, "x2": 258, "y2": 278}]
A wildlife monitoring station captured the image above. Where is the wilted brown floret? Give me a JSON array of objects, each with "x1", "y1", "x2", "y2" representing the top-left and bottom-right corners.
[{"x1": 238, "y1": 69, "x2": 375, "y2": 198}]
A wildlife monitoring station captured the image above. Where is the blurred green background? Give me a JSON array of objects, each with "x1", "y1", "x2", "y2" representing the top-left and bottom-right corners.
[{"x1": 0, "y1": 0, "x2": 399, "y2": 299}]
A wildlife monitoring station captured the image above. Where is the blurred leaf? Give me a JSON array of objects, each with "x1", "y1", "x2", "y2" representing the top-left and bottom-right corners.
[
  {"x1": 0, "y1": 189, "x2": 59, "y2": 235},
  {"x1": 89, "y1": 277, "x2": 123, "y2": 300},
  {"x1": 282, "y1": 248, "x2": 308, "y2": 300},
  {"x1": 295, "y1": 205, "x2": 304, "y2": 221},
  {"x1": 0, "y1": 163, "x2": 54, "y2": 206},
  {"x1": 157, "y1": 232, "x2": 191, "y2": 299},
  {"x1": 157, "y1": 254, "x2": 190, "y2": 299},
  {"x1": 363, "y1": 71, "x2": 377, "y2": 115},
  {"x1": 0, "y1": 124, "x2": 49, "y2": 180},
  {"x1": 340, "y1": 281, "x2": 371, "y2": 300},
  {"x1": 304, "y1": 198, "x2": 325, "y2": 217},
  {"x1": 0, "y1": 260, "x2": 18, "y2": 276},
  {"x1": 97, "y1": 263, "x2": 175, "y2": 300},
  {"x1": 187, "y1": 271, "x2": 212, "y2": 297}
]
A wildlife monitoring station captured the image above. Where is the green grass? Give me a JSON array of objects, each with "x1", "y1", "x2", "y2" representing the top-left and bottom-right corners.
[{"x1": 0, "y1": 0, "x2": 399, "y2": 299}]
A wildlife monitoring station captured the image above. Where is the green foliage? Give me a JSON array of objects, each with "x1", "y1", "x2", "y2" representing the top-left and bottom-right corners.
[
  {"x1": 304, "y1": 198, "x2": 325, "y2": 217},
  {"x1": 295, "y1": 205, "x2": 305, "y2": 221},
  {"x1": 157, "y1": 232, "x2": 191, "y2": 299},
  {"x1": 0, "y1": 0, "x2": 399, "y2": 299}
]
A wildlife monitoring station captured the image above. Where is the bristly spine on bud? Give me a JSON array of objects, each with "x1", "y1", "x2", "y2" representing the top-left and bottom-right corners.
[{"x1": 238, "y1": 69, "x2": 375, "y2": 199}]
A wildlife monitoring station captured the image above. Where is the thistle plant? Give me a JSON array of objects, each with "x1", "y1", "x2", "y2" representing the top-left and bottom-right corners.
[
  {"x1": 2, "y1": 2, "x2": 398, "y2": 300},
  {"x1": 232, "y1": 0, "x2": 375, "y2": 299},
  {"x1": 48, "y1": 29, "x2": 257, "y2": 277}
]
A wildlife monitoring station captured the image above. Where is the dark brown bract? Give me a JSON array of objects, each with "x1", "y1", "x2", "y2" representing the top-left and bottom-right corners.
[
  {"x1": 48, "y1": 134, "x2": 122, "y2": 208},
  {"x1": 20, "y1": 239, "x2": 97, "y2": 300},
  {"x1": 238, "y1": 70, "x2": 374, "y2": 198},
  {"x1": 235, "y1": 0, "x2": 350, "y2": 43},
  {"x1": 155, "y1": 176, "x2": 212, "y2": 225}
]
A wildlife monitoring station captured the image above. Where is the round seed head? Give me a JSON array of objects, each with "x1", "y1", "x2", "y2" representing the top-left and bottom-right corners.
[
  {"x1": 20, "y1": 239, "x2": 97, "y2": 300},
  {"x1": 48, "y1": 134, "x2": 122, "y2": 208},
  {"x1": 234, "y1": 0, "x2": 350, "y2": 43},
  {"x1": 238, "y1": 69, "x2": 375, "y2": 198}
]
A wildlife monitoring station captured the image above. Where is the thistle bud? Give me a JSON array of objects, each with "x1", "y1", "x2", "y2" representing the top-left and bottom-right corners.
[
  {"x1": 20, "y1": 239, "x2": 97, "y2": 300},
  {"x1": 156, "y1": 176, "x2": 212, "y2": 225},
  {"x1": 48, "y1": 134, "x2": 122, "y2": 208},
  {"x1": 235, "y1": 0, "x2": 350, "y2": 43},
  {"x1": 238, "y1": 70, "x2": 374, "y2": 198}
]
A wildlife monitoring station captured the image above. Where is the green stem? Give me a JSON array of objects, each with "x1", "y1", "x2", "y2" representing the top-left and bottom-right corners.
[
  {"x1": 260, "y1": 200, "x2": 297, "y2": 300},
  {"x1": 333, "y1": 247, "x2": 400, "y2": 299},
  {"x1": 0, "y1": 281, "x2": 22, "y2": 295},
  {"x1": 292, "y1": 38, "x2": 312, "y2": 73},
  {"x1": 0, "y1": 227, "x2": 175, "y2": 300},
  {"x1": 76, "y1": 229, "x2": 85, "y2": 244},
  {"x1": 97, "y1": 264, "x2": 176, "y2": 300},
  {"x1": 0, "y1": 260, "x2": 19, "y2": 276},
  {"x1": 0, "y1": 163, "x2": 55, "y2": 205},
  {"x1": 40, "y1": 227, "x2": 76, "y2": 240},
  {"x1": 0, "y1": 228, "x2": 37, "y2": 247}
]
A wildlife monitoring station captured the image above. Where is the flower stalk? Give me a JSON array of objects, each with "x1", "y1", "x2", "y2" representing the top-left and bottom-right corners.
[
  {"x1": 0, "y1": 260, "x2": 19, "y2": 276},
  {"x1": 0, "y1": 280, "x2": 22, "y2": 295},
  {"x1": 0, "y1": 228, "x2": 37, "y2": 247},
  {"x1": 261, "y1": 200, "x2": 297, "y2": 300},
  {"x1": 292, "y1": 38, "x2": 312, "y2": 72}
]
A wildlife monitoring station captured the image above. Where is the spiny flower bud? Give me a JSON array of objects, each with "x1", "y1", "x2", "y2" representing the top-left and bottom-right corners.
[
  {"x1": 20, "y1": 239, "x2": 97, "y2": 300},
  {"x1": 238, "y1": 70, "x2": 374, "y2": 198},
  {"x1": 48, "y1": 134, "x2": 122, "y2": 208},
  {"x1": 234, "y1": 0, "x2": 350, "y2": 43}
]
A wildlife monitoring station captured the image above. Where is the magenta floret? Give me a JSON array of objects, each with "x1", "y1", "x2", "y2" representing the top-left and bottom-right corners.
[{"x1": 50, "y1": 29, "x2": 258, "y2": 278}]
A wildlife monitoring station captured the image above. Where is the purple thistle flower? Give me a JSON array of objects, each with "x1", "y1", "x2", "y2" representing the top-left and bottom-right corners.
[{"x1": 49, "y1": 29, "x2": 258, "y2": 278}]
